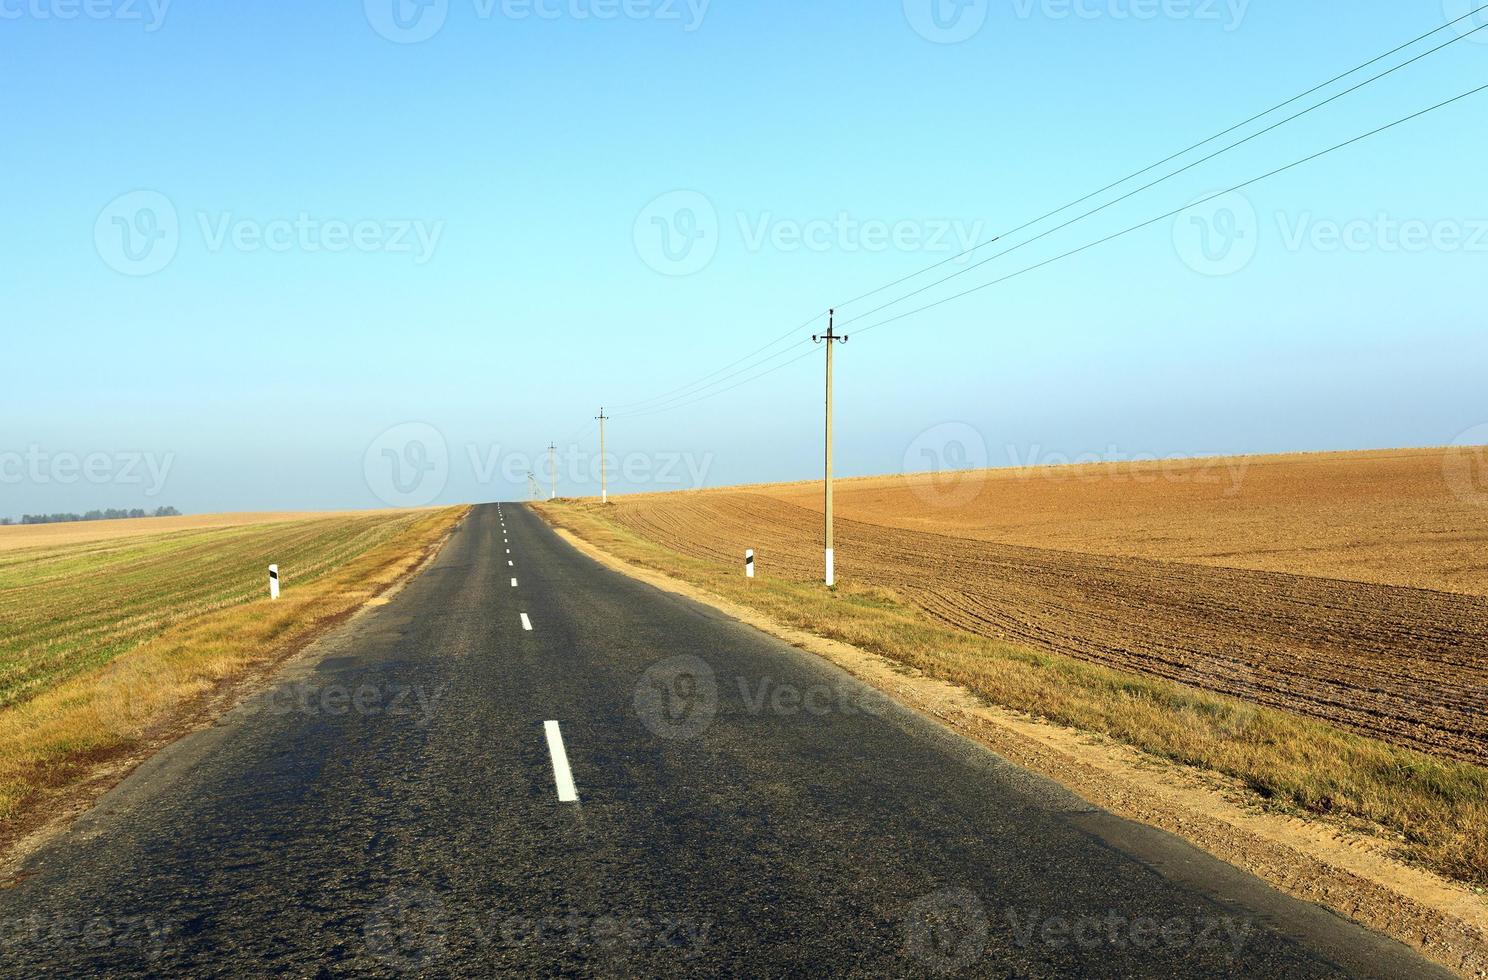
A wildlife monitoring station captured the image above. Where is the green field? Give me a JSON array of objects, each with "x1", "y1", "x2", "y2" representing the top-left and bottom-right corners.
[
  {"x1": 0, "y1": 514, "x2": 436, "y2": 709},
  {"x1": 0, "y1": 508, "x2": 464, "y2": 832}
]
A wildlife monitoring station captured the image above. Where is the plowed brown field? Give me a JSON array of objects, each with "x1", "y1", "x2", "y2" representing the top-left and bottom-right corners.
[{"x1": 606, "y1": 448, "x2": 1488, "y2": 765}]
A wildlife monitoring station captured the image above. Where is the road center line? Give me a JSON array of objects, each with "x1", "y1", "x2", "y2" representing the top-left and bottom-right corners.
[
  {"x1": 543, "y1": 721, "x2": 579, "y2": 803},
  {"x1": 511, "y1": 577, "x2": 518, "y2": 587},
  {"x1": 520, "y1": 612, "x2": 532, "y2": 631}
]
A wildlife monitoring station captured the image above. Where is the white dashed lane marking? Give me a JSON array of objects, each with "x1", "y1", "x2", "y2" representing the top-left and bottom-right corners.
[{"x1": 543, "y1": 721, "x2": 579, "y2": 803}]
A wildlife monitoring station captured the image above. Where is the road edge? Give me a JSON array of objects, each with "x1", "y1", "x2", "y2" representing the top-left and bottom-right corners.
[
  {"x1": 0, "y1": 507, "x2": 470, "y2": 880},
  {"x1": 546, "y1": 521, "x2": 1488, "y2": 979}
]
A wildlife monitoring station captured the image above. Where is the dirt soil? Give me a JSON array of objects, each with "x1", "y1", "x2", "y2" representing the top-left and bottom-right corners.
[
  {"x1": 605, "y1": 448, "x2": 1488, "y2": 765},
  {"x1": 551, "y1": 524, "x2": 1488, "y2": 979}
]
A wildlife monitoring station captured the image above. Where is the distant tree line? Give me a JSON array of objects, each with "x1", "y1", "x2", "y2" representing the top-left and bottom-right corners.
[{"x1": 0, "y1": 506, "x2": 182, "y2": 526}]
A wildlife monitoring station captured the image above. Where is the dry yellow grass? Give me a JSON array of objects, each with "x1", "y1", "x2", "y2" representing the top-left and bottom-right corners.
[
  {"x1": 1, "y1": 510, "x2": 448, "y2": 707},
  {"x1": 536, "y1": 448, "x2": 1488, "y2": 888},
  {"x1": 547, "y1": 518, "x2": 1488, "y2": 980},
  {"x1": 595, "y1": 448, "x2": 1488, "y2": 766},
  {"x1": 0, "y1": 507, "x2": 466, "y2": 848}
]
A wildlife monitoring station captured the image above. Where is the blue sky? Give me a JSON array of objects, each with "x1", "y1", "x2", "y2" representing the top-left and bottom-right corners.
[{"x1": 2, "y1": 0, "x2": 1485, "y2": 513}]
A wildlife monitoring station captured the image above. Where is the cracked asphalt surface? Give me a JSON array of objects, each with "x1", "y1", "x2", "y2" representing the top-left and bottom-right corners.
[{"x1": 0, "y1": 503, "x2": 1451, "y2": 977}]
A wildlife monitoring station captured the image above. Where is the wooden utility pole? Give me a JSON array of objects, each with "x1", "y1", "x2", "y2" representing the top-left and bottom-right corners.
[
  {"x1": 814, "y1": 310, "x2": 847, "y2": 586},
  {"x1": 596, "y1": 408, "x2": 610, "y2": 503},
  {"x1": 547, "y1": 442, "x2": 557, "y2": 499}
]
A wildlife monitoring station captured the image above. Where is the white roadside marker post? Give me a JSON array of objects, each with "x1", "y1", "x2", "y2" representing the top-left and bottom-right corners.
[
  {"x1": 268, "y1": 564, "x2": 280, "y2": 601},
  {"x1": 745, "y1": 549, "x2": 755, "y2": 581}
]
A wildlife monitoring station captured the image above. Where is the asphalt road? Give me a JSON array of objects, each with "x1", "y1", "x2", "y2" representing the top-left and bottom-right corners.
[{"x1": 0, "y1": 503, "x2": 1451, "y2": 978}]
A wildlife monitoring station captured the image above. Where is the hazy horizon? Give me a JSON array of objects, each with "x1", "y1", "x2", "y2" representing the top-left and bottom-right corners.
[{"x1": 5, "y1": 1, "x2": 1485, "y2": 515}]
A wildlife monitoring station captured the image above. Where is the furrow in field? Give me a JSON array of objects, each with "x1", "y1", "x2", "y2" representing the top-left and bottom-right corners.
[{"x1": 606, "y1": 492, "x2": 1488, "y2": 765}]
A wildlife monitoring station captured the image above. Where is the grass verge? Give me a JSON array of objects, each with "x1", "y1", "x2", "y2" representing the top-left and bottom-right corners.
[
  {"x1": 538, "y1": 499, "x2": 1488, "y2": 889},
  {"x1": 0, "y1": 507, "x2": 466, "y2": 841},
  {"x1": 1, "y1": 512, "x2": 457, "y2": 707}
]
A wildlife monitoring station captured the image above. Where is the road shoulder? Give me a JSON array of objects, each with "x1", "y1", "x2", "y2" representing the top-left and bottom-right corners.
[
  {"x1": 0, "y1": 507, "x2": 469, "y2": 880},
  {"x1": 544, "y1": 518, "x2": 1488, "y2": 979}
]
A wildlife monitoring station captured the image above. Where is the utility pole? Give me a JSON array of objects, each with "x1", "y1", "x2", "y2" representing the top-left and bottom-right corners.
[
  {"x1": 547, "y1": 442, "x2": 557, "y2": 500},
  {"x1": 813, "y1": 310, "x2": 847, "y2": 586},
  {"x1": 595, "y1": 408, "x2": 610, "y2": 503}
]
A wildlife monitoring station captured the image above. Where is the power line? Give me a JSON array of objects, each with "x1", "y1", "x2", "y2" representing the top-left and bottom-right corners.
[
  {"x1": 611, "y1": 338, "x2": 814, "y2": 418},
  {"x1": 849, "y1": 81, "x2": 1488, "y2": 340},
  {"x1": 589, "y1": 79, "x2": 1488, "y2": 427},
  {"x1": 606, "y1": 314, "x2": 814, "y2": 411},
  {"x1": 559, "y1": 419, "x2": 596, "y2": 445},
  {"x1": 838, "y1": 19, "x2": 1486, "y2": 329},
  {"x1": 614, "y1": 344, "x2": 821, "y2": 420},
  {"x1": 607, "y1": 311, "x2": 824, "y2": 413},
  {"x1": 833, "y1": 3, "x2": 1488, "y2": 314},
  {"x1": 561, "y1": 10, "x2": 1488, "y2": 447}
]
